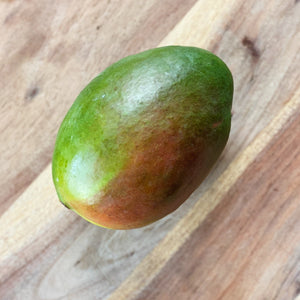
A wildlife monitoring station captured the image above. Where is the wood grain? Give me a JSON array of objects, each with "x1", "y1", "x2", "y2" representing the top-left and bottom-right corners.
[{"x1": 0, "y1": 0, "x2": 299, "y2": 299}]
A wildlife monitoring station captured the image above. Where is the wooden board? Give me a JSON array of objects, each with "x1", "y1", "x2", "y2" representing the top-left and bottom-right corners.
[{"x1": 0, "y1": 0, "x2": 299, "y2": 299}]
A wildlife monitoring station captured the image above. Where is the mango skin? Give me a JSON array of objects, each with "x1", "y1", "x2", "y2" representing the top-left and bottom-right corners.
[{"x1": 52, "y1": 46, "x2": 233, "y2": 229}]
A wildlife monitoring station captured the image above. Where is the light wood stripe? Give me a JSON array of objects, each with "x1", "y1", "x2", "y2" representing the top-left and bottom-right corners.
[
  {"x1": 0, "y1": 165, "x2": 64, "y2": 261},
  {"x1": 295, "y1": 294, "x2": 300, "y2": 300},
  {"x1": 160, "y1": 0, "x2": 239, "y2": 49},
  {"x1": 107, "y1": 90, "x2": 300, "y2": 300}
]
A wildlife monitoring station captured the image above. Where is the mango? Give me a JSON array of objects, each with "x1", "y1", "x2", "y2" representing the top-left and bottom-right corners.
[{"x1": 52, "y1": 46, "x2": 233, "y2": 229}]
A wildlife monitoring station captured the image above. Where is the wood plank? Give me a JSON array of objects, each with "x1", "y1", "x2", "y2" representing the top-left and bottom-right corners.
[
  {"x1": 0, "y1": 0, "x2": 197, "y2": 215},
  {"x1": 0, "y1": 0, "x2": 299, "y2": 299}
]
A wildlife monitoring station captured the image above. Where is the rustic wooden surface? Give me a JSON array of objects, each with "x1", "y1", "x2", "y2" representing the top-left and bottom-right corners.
[{"x1": 0, "y1": 0, "x2": 299, "y2": 299}]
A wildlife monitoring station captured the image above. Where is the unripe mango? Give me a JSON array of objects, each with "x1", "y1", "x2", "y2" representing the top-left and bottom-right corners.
[{"x1": 52, "y1": 46, "x2": 233, "y2": 229}]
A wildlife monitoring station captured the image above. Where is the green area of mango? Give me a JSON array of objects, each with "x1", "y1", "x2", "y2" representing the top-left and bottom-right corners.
[{"x1": 52, "y1": 46, "x2": 234, "y2": 230}]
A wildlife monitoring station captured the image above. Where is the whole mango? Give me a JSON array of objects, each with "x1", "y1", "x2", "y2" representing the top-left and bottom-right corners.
[{"x1": 52, "y1": 46, "x2": 233, "y2": 229}]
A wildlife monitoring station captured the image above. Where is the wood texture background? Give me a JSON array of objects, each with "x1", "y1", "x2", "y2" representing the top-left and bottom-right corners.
[{"x1": 0, "y1": 0, "x2": 299, "y2": 299}]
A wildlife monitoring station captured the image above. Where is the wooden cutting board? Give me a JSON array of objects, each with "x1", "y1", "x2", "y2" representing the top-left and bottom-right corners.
[{"x1": 0, "y1": 0, "x2": 299, "y2": 299}]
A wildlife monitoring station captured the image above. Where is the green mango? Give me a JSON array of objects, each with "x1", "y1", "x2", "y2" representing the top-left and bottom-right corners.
[{"x1": 52, "y1": 46, "x2": 233, "y2": 229}]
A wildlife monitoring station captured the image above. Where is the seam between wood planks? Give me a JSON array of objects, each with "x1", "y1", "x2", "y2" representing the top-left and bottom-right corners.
[{"x1": 106, "y1": 89, "x2": 300, "y2": 300}]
